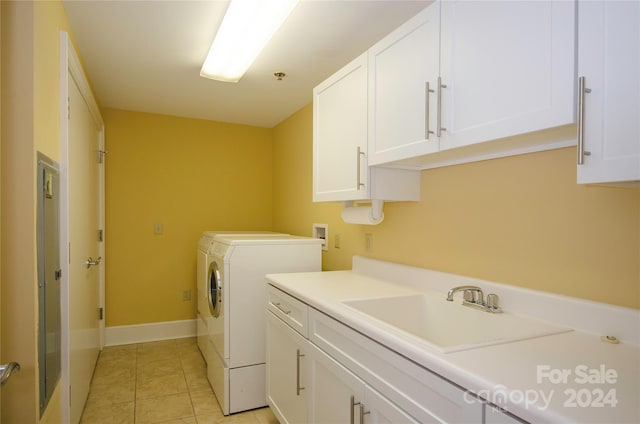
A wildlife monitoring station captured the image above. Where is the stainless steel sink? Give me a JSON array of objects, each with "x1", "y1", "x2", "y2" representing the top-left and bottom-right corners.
[{"x1": 342, "y1": 293, "x2": 571, "y2": 353}]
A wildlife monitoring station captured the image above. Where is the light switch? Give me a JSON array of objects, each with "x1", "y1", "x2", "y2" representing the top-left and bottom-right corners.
[{"x1": 154, "y1": 223, "x2": 163, "y2": 235}]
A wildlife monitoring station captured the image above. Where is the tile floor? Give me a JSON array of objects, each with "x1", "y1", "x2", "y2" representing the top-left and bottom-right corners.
[{"x1": 80, "y1": 337, "x2": 279, "y2": 424}]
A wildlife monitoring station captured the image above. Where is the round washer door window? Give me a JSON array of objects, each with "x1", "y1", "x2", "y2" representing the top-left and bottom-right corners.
[{"x1": 207, "y1": 261, "x2": 222, "y2": 318}]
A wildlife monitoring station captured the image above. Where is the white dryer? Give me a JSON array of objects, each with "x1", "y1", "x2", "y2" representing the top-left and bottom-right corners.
[
  {"x1": 205, "y1": 234, "x2": 322, "y2": 415},
  {"x1": 196, "y1": 231, "x2": 283, "y2": 362}
]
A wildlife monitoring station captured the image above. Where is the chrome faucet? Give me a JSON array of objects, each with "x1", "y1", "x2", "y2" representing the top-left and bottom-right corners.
[{"x1": 446, "y1": 285, "x2": 502, "y2": 313}]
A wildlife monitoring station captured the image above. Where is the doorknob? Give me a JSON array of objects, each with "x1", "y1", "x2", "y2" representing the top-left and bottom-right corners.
[
  {"x1": 0, "y1": 362, "x2": 21, "y2": 386},
  {"x1": 85, "y1": 256, "x2": 102, "y2": 268}
]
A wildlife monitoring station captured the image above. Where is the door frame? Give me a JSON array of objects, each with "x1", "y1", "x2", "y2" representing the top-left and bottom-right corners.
[{"x1": 59, "y1": 31, "x2": 105, "y2": 423}]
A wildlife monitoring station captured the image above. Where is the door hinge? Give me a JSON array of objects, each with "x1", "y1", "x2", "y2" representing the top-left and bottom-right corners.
[
  {"x1": 67, "y1": 96, "x2": 70, "y2": 120},
  {"x1": 98, "y1": 229, "x2": 104, "y2": 242},
  {"x1": 54, "y1": 269, "x2": 62, "y2": 280},
  {"x1": 98, "y1": 150, "x2": 108, "y2": 164},
  {"x1": 98, "y1": 307, "x2": 104, "y2": 320}
]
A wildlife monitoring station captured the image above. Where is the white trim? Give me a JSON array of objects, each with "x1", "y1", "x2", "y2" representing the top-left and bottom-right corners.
[{"x1": 104, "y1": 320, "x2": 197, "y2": 347}]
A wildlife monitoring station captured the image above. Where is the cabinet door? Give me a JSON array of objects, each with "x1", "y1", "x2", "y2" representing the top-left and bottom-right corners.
[
  {"x1": 307, "y1": 342, "x2": 366, "y2": 424},
  {"x1": 368, "y1": 3, "x2": 440, "y2": 165},
  {"x1": 266, "y1": 311, "x2": 307, "y2": 424},
  {"x1": 313, "y1": 53, "x2": 369, "y2": 202},
  {"x1": 364, "y1": 385, "x2": 420, "y2": 424},
  {"x1": 577, "y1": 0, "x2": 640, "y2": 185},
  {"x1": 439, "y1": 0, "x2": 576, "y2": 151}
]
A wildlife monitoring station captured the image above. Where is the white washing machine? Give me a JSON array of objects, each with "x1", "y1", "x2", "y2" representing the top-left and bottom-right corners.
[
  {"x1": 196, "y1": 231, "x2": 284, "y2": 362},
  {"x1": 204, "y1": 234, "x2": 322, "y2": 415}
]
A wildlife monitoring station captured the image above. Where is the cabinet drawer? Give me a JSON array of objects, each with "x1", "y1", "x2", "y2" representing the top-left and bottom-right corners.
[
  {"x1": 267, "y1": 285, "x2": 308, "y2": 337},
  {"x1": 309, "y1": 308, "x2": 482, "y2": 423}
]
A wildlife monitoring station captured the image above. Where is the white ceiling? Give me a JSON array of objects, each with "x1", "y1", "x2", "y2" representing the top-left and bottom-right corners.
[{"x1": 62, "y1": 0, "x2": 430, "y2": 128}]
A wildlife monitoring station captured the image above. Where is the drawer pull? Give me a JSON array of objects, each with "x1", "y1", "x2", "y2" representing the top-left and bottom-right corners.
[{"x1": 273, "y1": 302, "x2": 291, "y2": 315}]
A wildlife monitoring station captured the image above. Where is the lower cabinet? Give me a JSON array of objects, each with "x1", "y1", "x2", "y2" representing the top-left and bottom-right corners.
[
  {"x1": 308, "y1": 341, "x2": 419, "y2": 424},
  {"x1": 266, "y1": 285, "x2": 487, "y2": 424},
  {"x1": 266, "y1": 311, "x2": 307, "y2": 424}
]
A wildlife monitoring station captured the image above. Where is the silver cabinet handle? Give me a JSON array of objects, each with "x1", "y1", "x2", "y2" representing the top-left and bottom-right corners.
[
  {"x1": 0, "y1": 362, "x2": 20, "y2": 386},
  {"x1": 359, "y1": 403, "x2": 370, "y2": 424},
  {"x1": 425, "y1": 81, "x2": 435, "y2": 139},
  {"x1": 577, "y1": 76, "x2": 592, "y2": 165},
  {"x1": 272, "y1": 302, "x2": 291, "y2": 315},
  {"x1": 296, "y1": 349, "x2": 305, "y2": 395},
  {"x1": 437, "y1": 76, "x2": 447, "y2": 137},
  {"x1": 350, "y1": 395, "x2": 356, "y2": 424},
  {"x1": 85, "y1": 256, "x2": 102, "y2": 269},
  {"x1": 356, "y1": 147, "x2": 365, "y2": 190},
  {"x1": 351, "y1": 396, "x2": 369, "y2": 424}
]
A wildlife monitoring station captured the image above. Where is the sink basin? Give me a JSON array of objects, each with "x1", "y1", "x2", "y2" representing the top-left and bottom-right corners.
[{"x1": 342, "y1": 293, "x2": 571, "y2": 353}]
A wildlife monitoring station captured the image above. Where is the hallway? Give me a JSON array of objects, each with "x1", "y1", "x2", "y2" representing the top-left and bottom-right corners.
[{"x1": 80, "y1": 338, "x2": 278, "y2": 424}]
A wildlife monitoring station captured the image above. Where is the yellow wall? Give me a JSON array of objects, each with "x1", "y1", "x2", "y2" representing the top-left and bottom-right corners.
[
  {"x1": 273, "y1": 104, "x2": 640, "y2": 309},
  {"x1": 103, "y1": 109, "x2": 273, "y2": 326},
  {"x1": 2, "y1": 0, "x2": 76, "y2": 422}
]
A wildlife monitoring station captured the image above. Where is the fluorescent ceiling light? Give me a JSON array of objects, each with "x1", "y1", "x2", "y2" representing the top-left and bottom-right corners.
[{"x1": 200, "y1": 0, "x2": 299, "y2": 83}]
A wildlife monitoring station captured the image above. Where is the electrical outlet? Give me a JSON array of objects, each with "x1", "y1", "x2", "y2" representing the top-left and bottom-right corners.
[
  {"x1": 365, "y1": 233, "x2": 373, "y2": 252},
  {"x1": 154, "y1": 223, "x2": 163, "y2": 235},
  {"x1": 334, "y1": 233, "x2": 341, "y2": 249},
  {"x1": 182, "y1": 289, "x2": 191, "y2": 301}
]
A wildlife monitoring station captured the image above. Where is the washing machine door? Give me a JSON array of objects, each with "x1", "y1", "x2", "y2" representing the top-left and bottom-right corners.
[{"x1": 207, "y1": 261, "x2": 222, "y2": 318}]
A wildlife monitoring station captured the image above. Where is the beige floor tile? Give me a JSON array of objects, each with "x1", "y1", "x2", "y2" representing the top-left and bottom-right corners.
[
  {"x1": 190, "y1": 390, "x2": 221, "y2": 416},
  {"x1": 136, "y1": 373, "x2": 189, "y2": 400},
  {"x1": 85, "y1": 379, "x2": 136, "y2": 408},
  {"x1": 135, "y1": 392, "x2": 194, "y2": 424},
  {"x1": 185, "y1": 372, "x2": 213, "y2": 392},
  {"x1": 91, "y1": 364, "x2": 136, "y2": 387},
  {"x1": 138, "y1": 347, "x2": 180, "y2": 363},
  {"x1": 194, "y1": 412, "x2": 224, "y2": 424},
  {"x1": 252, "y1": 408, "x2": 279, "y2": 424},
  {"x1": 80, "y1": 401, "x2": 134, "y2": 424},
  {"x1": 137, "y1": 357, "x2": 182, "y2": 379},
  {"x1": 154, "y1": 417, "x2": 196, "y2": 424},
  {"x1": 216, "y1": 410, "x2": 260, "y2": 424},
  {"x1": 83, "y1": 338, "x2": 279, "y2": 424},
  {"x1": 138, "y1": 339, "x2": 178, "y2": 351},
  {"x1": 181, "y1": 352, "x2": 206, "y2": 374}
]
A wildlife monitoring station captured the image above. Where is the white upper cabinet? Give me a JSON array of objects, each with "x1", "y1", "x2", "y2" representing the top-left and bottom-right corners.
[
  {"x1": 577, "y1": 0, "x2": 640, "y2": 186},
  {"x1": 313, "y1": 53, "x2": 369, "y2": 202},
  {"x1": 368, "y1": 2, "x2": 440, "y2": 166},
  {"x1": 366, "y1": 0, "x2": 577, "y2": 168},
  {"x1": 439, "y1": 0, "x2": 576, "y2": 151},
  {"x1": 313, "y1": 53, "x2": 420, "y2": 203}
]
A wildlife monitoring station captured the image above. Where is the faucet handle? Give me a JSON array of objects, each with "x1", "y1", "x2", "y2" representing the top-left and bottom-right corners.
[
  {"x1": 463, "y1": 289, "x2": 474, "y2": 303},
  {"x1": 486, "y1": 293, "x2": 502, "y2": 312}
]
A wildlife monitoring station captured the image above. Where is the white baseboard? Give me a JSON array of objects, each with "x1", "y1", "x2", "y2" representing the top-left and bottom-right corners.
[{"x1": 105, "y1": 319, "x2": 196, "y2": 347}]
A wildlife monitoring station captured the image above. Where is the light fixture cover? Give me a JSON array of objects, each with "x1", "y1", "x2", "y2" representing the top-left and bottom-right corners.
[{"x1": 200, "y1": 0, "x2": 299, "y2": 83}]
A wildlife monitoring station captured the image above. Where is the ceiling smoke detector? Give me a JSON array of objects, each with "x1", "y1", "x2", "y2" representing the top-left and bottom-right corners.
[{"x1": 274, "y1": 72, "x2": 286, "y2": 81}]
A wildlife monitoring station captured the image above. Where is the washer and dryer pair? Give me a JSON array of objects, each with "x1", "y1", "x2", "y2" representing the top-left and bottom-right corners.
[{"x1": 196, "y1": 231, "x2": 322, "y2": 415}]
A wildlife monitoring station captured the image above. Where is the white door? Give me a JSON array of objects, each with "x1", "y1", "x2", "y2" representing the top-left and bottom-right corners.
[
  {"x1": 439, "y1": 0, "x2": 576, "y2": 150},
  {"x1": 266, "y1": 312, "x2": 308, "y2": 424},
  {"x1": 313, "y1": 52, "x2": 369, "y2": 202},
  {"x1": 68, "y1": 73, "x2": 102, "y2": 424},
  {"x1": 368, "y1": 2, "x2": 440, "y2": 165},
  {"x1": 577, "y1": 0, "x2": 640, "y2": 185},
  {"x1": 307, "y1": 342, "x2": 365, "y2": 424}
]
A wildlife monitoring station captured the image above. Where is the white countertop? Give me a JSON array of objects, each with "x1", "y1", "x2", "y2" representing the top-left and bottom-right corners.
[{"x1": 266, "y1": 258, "x2": 640, "y2": 424}]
